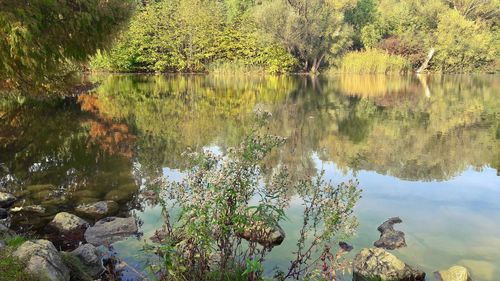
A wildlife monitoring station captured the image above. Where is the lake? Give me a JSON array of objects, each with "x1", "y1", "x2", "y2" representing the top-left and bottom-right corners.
[{"x1": 0, "y1": 74, "x2": 499, "y2": 280}]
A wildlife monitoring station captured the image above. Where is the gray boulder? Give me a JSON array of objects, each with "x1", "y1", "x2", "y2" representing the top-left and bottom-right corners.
[
  {"x1": 353, "y1": 248, "x2": 425, "y2": 281},
  {"x1": 0, "y1": 240, "x2": 5, "y2": 252},
  {"x1": 0, "y1": 192, "x2": 16, "y2": 208},
  {"x1": 49, "y1": 212, "x2": 89, "y2": 234},
  {"x1": 374, "y1": 217, "x2": 407, "y2": 250},
  {"x1": 0, "y1": 223, "x2": 15, "y2": 237},
  {"x1": 84, "y1": 217, "x2": 138, "y2": 246},
  {"x1": 13, "y1": 239, "x2": 70, "y2": 281},
  {"x1": 71, "y1": 244, "x2": 105, "y2": 277},
  {"x1": 237, "y1": 221, "x2": 285, "y2": 247},
  {"x1": 435, "y1": 266, "x2": 471, "y2": 281},
  {"x1": 0, "y1": 207, "x2": 7, "y2": 219},
  {"x1": 75, "y1": 200, "x2": 119, "y2": 220}
]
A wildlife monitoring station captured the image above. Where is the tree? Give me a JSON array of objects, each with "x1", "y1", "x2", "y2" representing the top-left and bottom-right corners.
[
  {"x1": 254, "y1": 0, "x2": 356, "y2": 73},
  {"x1": 0, "y1": 0, "x2": 134, "y2": 94},
  {"x1": 433, "y1": 9, "x2": 496, "y2": 72}
]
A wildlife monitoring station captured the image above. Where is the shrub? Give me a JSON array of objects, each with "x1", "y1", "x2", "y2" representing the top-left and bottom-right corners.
[
  {"x1": 433, "y1": 10, "x2": 497, "y2": 72},
  {"x1": 146, "y1": 125, "x2": 361, "y2": 280},
  {"x1": 337, "y1": 49, "x2": 410, "y2": 74},
  {"x1": 378, "y1": 36, "x2": 427, "y2": 68}
]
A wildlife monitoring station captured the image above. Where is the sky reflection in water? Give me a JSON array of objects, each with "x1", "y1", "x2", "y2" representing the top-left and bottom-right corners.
[{"x1": 1, "y1": 74, "x2": 498, "y2": 280}]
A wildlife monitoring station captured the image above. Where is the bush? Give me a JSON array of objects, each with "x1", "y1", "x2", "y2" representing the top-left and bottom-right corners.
[
  {"x1": 89, "y1": 0, "x2": 297, "y2": 74},
  {"x1": 433, "y1": 10, "x2": 497, "y2": 72},
  {"x1": 377, "y1": 36, "x2": 427, "y2": 68},
  {"x1": 337, "y1": 49, "x2": 410, "y2": 74}
]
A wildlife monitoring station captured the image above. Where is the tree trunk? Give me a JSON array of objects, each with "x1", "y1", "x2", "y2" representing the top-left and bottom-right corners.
[
  {"x1": 310, "y1": 54, "x2": 325, "y2": 74},
  {"x1": 416, "y1": 48, "x2": 435, "y2": 73}
]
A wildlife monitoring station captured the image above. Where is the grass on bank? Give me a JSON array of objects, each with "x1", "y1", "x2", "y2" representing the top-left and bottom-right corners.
[
  {"x1": 335, "y1": 49, "x2": 411, "y2": 74},
  {"x1": 0, "y1": 235, "x2": 40, "y2": 281}
]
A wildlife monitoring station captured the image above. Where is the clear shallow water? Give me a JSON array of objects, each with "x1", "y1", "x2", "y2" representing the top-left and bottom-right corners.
[{"x1": 0, "y1": 74, "x2": 499, "y2": 280}]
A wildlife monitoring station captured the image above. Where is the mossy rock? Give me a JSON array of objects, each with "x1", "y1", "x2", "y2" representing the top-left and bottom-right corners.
[
  {"x1": 75, "y1": 197, "x2": 101, "y2": 205},
  {"x1": 104, "y1": 189, "x2": 135, "y2": 203},
  {"x1": 31, "y1": 190, "x2": 53, "y2": 201},
  {"x1": 41, "y1": 197, "x2": 68, "y2": 206},
  {"x1": 60, "y1": 252, "x2": 94, "y2": 281},
  {"x1": 72, "y1": 190, "x2": 102, "y2": 200},
  {"x1": 26, "y1": 184, "x2": 56, "y2": 193}
]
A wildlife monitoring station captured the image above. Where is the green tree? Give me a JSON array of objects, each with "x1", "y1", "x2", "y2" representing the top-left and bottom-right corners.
[
  {"x1": 91, "y1": 0, "x2": 297, "y2": 73},
  {"x1": 0, "y1": 0, "x2": 133, "y2": 94},
  {"x1": 433, "y1": 9, "x2": 497, "y2": 72},
  {"x1": 254, "y1": 0, "x2": 356, "y2": 73}
]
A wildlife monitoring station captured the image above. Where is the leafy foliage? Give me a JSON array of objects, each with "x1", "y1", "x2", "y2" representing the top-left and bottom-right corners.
[
  {"x1": 0, "y1": 0, "x2": 134, "y2": 94},
  {"x1": 433, "y1": 9, "x2": 497, "y2": 72},
  {"x1": 90, "y1": 0, "x2": 298, "y2": 73},
  {"x1": 144, "y1": 127, "x2": 361, "y2": 280}
]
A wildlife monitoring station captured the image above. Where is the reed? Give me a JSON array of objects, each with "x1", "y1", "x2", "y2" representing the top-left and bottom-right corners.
[{"x1": 335, "y1": 49, "x2": 411, "y2": 74}]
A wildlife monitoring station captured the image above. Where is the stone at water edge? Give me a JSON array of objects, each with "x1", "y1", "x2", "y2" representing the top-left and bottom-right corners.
[
  {"x1": 237, "y1": 221, "x2": 286, "y2": 247},
  {"x1": 0, "y1": 223, "x2": 15, "y2": 237},
  {"x1": 435, "y1": 266, "x2": 471, "y2": 281},
  {"x1": 0, "y1": 192, "x2": 16, "y2": 208},
  {"x1": 13, "y1": 239, "x2": 70, "y2": 281},
  {"x1": 84, "y1": 216, "x2": 138, "y2": 246},
  {"x1": 353, "y1": 247, "x2": 425, "y2": 281},
  {"x1": 70, "y1": 244, "x2": 105, "y2": 277},
  {"x1": 49, "y1": 212, "x2": 89, "y2": 233},
  {"x1": 0, "y1": 207, "x2": 8, "y2": 219},
  {"x1": 75, "y1": 200, "x2": 119, "y2": 219},
  {"x1": 374, "y1": 216, "x2": 407, "y2": 250}
]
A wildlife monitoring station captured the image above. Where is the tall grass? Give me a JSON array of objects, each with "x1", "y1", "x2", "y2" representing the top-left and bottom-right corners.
[{"x1": 335, "y1": 49, "x2": 411, "y2": 74}]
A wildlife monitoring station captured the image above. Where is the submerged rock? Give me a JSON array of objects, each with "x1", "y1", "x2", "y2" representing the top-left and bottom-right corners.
[
  {"x1": 0, "y1": 208, "x2": 8, "y2": 219},
  {"x1": 49, "y1": 212, "x2": 89, "y2": 234},
  {"x1": 435, "y1": 266, "x2": 471, "y2": 281},
  {"x1": 374, "y1": 217, "x2": 407, "y2": 250},
  {"x1": 84, "y1": 217, "x2": 138, "y2": 246},
  {"x1": 26, "y1": 184, "x2": 55, "y2": 193},
  {"x1": 13, "y1": 239, "x2": 70, "y2": 281},
  {"x1": 75, "y1": 200, "x2": 119, "y2": 220},
  {"x1": 353, "y1": 248, "x2": 425, "y2": 281},
  {"x1": 237, "y1": 221, "x2": 285, "y2": 247},
  {"x1": 70, "y1": 244, "x2": 105, "y2": 277},
  {"x1": 0, "y1": 192, "x2": 16, "y2": 208},
  {"x1": 21, "y1": 205, "x2": 47, "y2": 214}
]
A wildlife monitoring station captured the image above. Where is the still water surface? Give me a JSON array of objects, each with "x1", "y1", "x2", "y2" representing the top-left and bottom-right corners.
[{"x1": 0, "y1": 74, "x2": 499, "y2": 280}]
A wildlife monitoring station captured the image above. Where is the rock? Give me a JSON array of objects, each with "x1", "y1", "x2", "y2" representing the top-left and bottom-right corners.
[
  {"x1": 13, "y1": 239, "x2": 70, "y2": 281},
  {"x1": 435, "y1": 266, "x2": 471, "y2": 281},
  {"x1": 84, "y1": 217, "x2": 138, "y2": 246},
  {"x1": 0, "y1": 192, "x2": 16, "y2": 208},
  {"x1": 339, "y1": 241, "x2": 353, "y2": 252},
  {"x1": 22, "y1": 205, "x2": 47, "y2": 214},
  {"x1": 353, "y1": 248, "x2": 425, "y2": 281},
  {"x1": 71, "y1": 244, "x2": 105, "y2": 277},
  {"x1": 26, "y1": 184, "x2": 55, "y2": 193},
  {"x1": 237, "y1": 221, "x2": 285, "y2": 247},
  {"x1": 75, "y1": 197, "x2": 100, "y2": 205},
  {"x1": 32, "y1": 190, "x2": 53, "y2": 201},
  {"x1": 0, "y1": 207, "x2": 8, "y2": 219},
  {"x1": 49, "y1": 212, "x2": 89, "y2": 234},
  {"x1": 374, "y1": 217, "x2": 407, "y2": 250},
  {"x1": 0, "y1": 240, "x2": 6, "y2": 252},
  {"x1": 75, "y1": 200, "x2": 119, "y2": 220},
  {"x1": 0, "y1": 223, "x2": 15, "y2": 237},
  {"x1": 104, "y1": 189, "x2": 133, "y2": 203}
]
